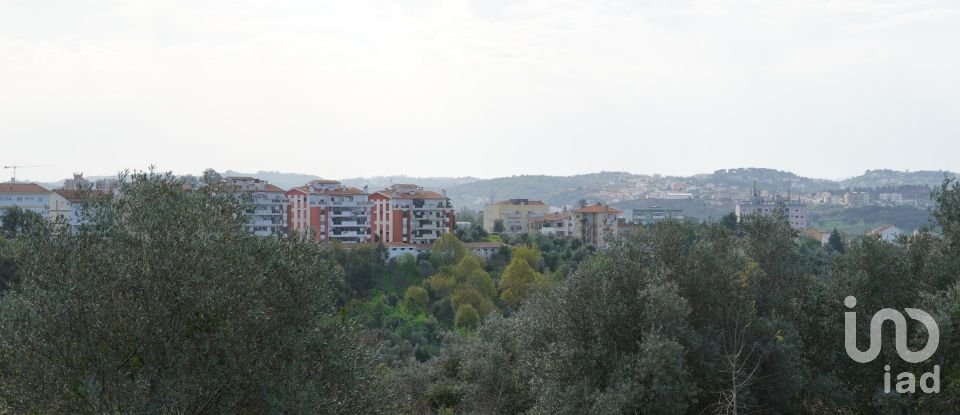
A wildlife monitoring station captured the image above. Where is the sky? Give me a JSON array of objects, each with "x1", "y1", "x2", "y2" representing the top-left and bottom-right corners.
[{"x1": 1, "y1": 0, "x2": 959, "y2": 183}]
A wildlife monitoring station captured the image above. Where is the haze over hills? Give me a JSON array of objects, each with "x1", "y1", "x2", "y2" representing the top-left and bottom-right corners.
[
  {"x1": 35, "y1": 168, "x2": 955, "y2": 222},
  {"x1": 217, "y1": 168, "x2": 956, "y2": 210}
]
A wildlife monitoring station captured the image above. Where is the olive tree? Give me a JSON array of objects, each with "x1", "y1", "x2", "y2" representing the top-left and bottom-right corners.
[{"x1": 0, "y1": 170, "x2": 396, "y2": 414}]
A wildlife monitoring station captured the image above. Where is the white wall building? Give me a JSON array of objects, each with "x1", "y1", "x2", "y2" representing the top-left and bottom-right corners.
[
  {"x1": 225, "y1": 176, "x2": 289, "y2": 237},
  {"x1": 0, "y1": 182, "x2": 51, "y2": 219}
]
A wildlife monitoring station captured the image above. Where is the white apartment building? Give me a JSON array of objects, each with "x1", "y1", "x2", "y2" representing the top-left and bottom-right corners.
[
  {"x1": 529, "y1": 211, "x2": 575, "y2": 237},
  {"x1": 0, "y1": 182, "x2": 51, "y2": 219},
  {"x1": 735, "y1": 194, "x2": 808, "y2": 230},
  {"x1": 225, "y1": 176, "x2": 289, "y2": 237}
]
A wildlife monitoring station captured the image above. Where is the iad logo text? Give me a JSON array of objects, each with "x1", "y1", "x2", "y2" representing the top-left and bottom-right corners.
[{"x1": 844, "y1": 296, "x2": 940, "y2": 394}]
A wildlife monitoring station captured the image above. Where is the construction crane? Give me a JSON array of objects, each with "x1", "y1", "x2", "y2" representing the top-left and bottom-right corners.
[{"x1": 3, "y1": 165, "x2": 47, "y2": 182}]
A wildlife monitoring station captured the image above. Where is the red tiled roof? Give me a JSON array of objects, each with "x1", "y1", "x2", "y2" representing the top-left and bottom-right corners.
[
  {"x1": 494, "y1": 199, "x2": 546, "y2": 206},
  {"x1": 0, "y1": 182, "x2": 49, "y2": 194},
  {"x1": 52, "y1": 189, "x2": 108, "y2": 203},
  {"x1": 529, "y1": 212, "x2": 572, "y2": 223},
  {"x1": 232, "y1": 183, "x2": 285, "y2": 193},
  {"x1": 373, "y1": 184, "x2": 448, "y2": 200},
  {"x1": 292, "y1": 185, "x2": 367, "y2": 196},
  {"x1": 574, "y1": 204, "x2": 621, "y2": 214},
  {"x1": 870, "y1": 225, "x2": 896, "y2": 235}
]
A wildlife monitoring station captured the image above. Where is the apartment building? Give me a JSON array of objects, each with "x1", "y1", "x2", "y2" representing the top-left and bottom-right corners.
[
  {"x1": 370, "y1": 184, "x2": 454, "y2": 245},
  {"x1": 573, "y1": 203, "x2": 621, "y2": 248},
  {"x1": 735, "y1": 193, "x2": 808, "y2": 230},
  {"x1": 286, "y1": 180, "x2": 371, "y2": 243},
  {"x1": 49, "y1": 189, "x2": 88, "y2": 231},
  {"x1": 225, "y1": 176, "x2": 288, "y2": 237},
  {"x1": 0, "y1": 182, "x2": 50, "y2": 218},
  {"x1": 529, "y1": 211, "x2": 575, "y2": 237},
  {"x1": 845, "y1": 191, "x2": 871, "y2": 207},
  {"x1": 483, "y1": 199, "x2": 549, "y2": 234},
  {"x1": 631, "y1": 206, "x2": 684, "y2": 225}
]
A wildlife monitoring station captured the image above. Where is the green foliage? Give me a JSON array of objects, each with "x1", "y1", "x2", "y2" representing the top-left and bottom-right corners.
[
  {"x1": 333, "y1": 243, "x2": 388, "y2": 296},
  {"x1": 493, "y1": 219, "x2": 505, "y2": 233},
  {"x1": 828, "y1": 227, "x2": 845, "y2": 253},
  {"x1": 0, "y1": 206, "x2": 45, "y2": 237},
  {"x1": 451, "y1": 255, "x2": 496, "y2": 297},
  {"x1": 0, "y1": 236, "x2": 18, "y2": 292},
  {"x1": 498, "y1": 249, "x2": 545, "y2": 309},
  {"x1": 454, "y1": 304, "x2": 480, "y2": 330},
  {"x1": 430, "y1": 233, "x2": 466, "y2": 268},
  {"x1": 934, "y1": 177, "x2": 960, "y2": 249},
  {"x1": 452, "y1": 287, "x2": 496, "y2": 317},
  {"x1": 510, "y1": 245, "x2": 542, "y2": 270},
  {"x1": 0, "y1": 171, "x2": 396, "y2": 414},
  {"x1": 404, "y1": 286, "x2": 430, "y2": 314}
]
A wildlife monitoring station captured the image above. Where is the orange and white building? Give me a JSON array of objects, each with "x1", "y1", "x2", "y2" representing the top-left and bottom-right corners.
[
  {"x1": 370, "y1": 184, "x2": 454, "y2": 245},
  {"x1": 573, "y1": 203, "x2": 622, "y2": 248},
  {"x1": 286, "y1": 180, "x2": 371, "y2": 243}
]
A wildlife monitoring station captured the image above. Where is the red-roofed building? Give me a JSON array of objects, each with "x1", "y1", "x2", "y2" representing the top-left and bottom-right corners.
[
  {"x1": 286, "y1": 180, "x2": 371, "y2": 243},
  {"x1": 370, "y1": 184, "x2": 454, "y2": 245},
  {"x1": 869, "y1": 225, "x2": 904, "y2": 243},
  {"x1": 529, "y1": 211, "x2": 575, "y2": 237},
  {"x1": 0, "y1": 182, "x2": 51, "y2": 218},
  {"x1": 225, "y1": 176, "x2": 288, "y2": 237},
  {"x1": 573, "y1": 203, "x2": 622, "y2": 248}
]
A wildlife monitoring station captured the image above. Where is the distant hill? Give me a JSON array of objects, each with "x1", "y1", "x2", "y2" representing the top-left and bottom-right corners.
[
  {"x1": 221, "y1": 171, "x2": 480, "y2": 193},
  {"x1": 443, "y1": 172, "x2": 641, "y2": 209},
  {"x1": 33, "y1": 168, "x2": 957, "y2": 218},
  {"x1": 839, "y1": 169, "x2": 956, "y2": 189},
  {"x1": 694, "y1": 168, "x2": 838, "y2": 193},
  {"x1": 340, "y1": 176, "x2": 481, "y2": 192},
  {"x1": 221, "y1": 170, "x2": 324, "y2": 190}
]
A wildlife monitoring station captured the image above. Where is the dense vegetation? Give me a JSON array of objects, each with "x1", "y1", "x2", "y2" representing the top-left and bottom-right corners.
[
  {"x1": 2, "y1": 172, "x2": 959, "y2": 414},
  {"x1": 808, "y1": 205, "x2": 934, "y2": 233}
]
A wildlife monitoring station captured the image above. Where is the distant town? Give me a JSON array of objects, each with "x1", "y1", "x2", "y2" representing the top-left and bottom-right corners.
[{"x1": 2, "y1": 167, "x2": 952, "y2": 258}]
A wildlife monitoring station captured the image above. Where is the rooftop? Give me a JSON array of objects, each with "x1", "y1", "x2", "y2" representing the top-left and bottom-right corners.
[
  {"x1": 574, "y1": 203, "x2": 621, "y2": 214},
  {"x1": 0, "y1": 182, "x2": 50, "y2": 194},
  {"x1": 493, "y1": 199, "x2": 546, "y2": 206}
]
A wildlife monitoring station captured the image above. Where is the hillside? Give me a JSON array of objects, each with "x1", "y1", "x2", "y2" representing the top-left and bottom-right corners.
[{"x1": 839, "y1": 169, "x2": 956, "y2": 189}]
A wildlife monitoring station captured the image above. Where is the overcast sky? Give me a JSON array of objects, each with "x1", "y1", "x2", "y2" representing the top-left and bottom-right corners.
[{"x1": 1, "y1": 0, "x2": 958, "y2": 182}]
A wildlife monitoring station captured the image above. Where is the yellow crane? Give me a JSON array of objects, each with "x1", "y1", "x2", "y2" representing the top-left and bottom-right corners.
[{"x1": 3, "y1": 165, "x2": 48, "y2": 182}]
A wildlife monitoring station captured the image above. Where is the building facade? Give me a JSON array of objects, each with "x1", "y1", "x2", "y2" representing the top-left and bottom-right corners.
[
  {"x1": 49, "y1": 189, "x2": 88, "y2": 231},
  {"x1": 631, "y1": 206, "x2": 684, "y2": 225},
  {"x1": 483, "y1": 199, "x2": 550, "y2": 234},
  {"x1": 286, "y1": 180, "x2": 371, "y2": 243},
  {"x1": 225, "y1": 176, "x2": 288, "y2": 237},
  {"x1": 370, "y1": 184, "x2": 454, "y2": 245},
  {"x1": 529, "y1": 211, "x2": 575, "y2": 237},
  {"x1": 735, "y1": 194, "x2": 808, "y2": 230},
  {"x1": 0, "y1": 182, "x2": 50, "y2": 218},
  {"x1": 573, "y1": 204, "x2": 621, "y2": 248}
]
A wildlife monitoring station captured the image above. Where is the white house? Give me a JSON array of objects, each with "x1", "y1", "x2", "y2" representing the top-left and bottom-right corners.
[{"x1": 870, "y1": 225, "x2": 904, "y2": 243}]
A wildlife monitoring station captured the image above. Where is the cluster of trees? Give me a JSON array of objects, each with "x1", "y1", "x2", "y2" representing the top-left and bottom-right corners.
[
  {"x1": 0, "y1": 172, "x2": 397, "y2": 413},
  {"x1": 1, "y1": 170, "x2": 959, "y2": 414},
  {"x1": 391, "y1": 179, "x2": 960, "y2": 414}
]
